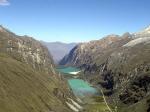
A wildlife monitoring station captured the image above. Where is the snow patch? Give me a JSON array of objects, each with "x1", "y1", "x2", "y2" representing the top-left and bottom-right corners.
[
  {"x1": 67, "y1": 98, "x2": 83, "y2": 109},
  {"x1": 144, "y1": 25, "x2": 150, "y2": 32},
  {"x1": 69, "y1": 71, "x2": 81, "y2": 75},
  {"x1": 135, "y1": 26, "x2": 150, "y2": 35},
  {"x1": 123, "y1": 37, "x2": 150, "y2": 47},
  {"x1": 66, "y1": 102, "x2": 79, "y2": 112}
]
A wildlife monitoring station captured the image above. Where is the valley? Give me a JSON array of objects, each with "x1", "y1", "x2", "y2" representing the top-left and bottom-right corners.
[
  {"x1": 59, "y1": 26, "x2": 150, "y2": 112},
  {"x1": 56, "y1": 66, "x2": 98, "y2": 98},
  {"x1": 0, "y1": 26, "x2": 79, "y2": 112},
  {"x1": 1, "y1": 24, "x2": 150, "y2": 112},
  {"x1": 1, "y1": 0, "x2": 150, "y2": 111},
  {"x1": 57, "y1": 66, "x2": 116, "y2": 112}
]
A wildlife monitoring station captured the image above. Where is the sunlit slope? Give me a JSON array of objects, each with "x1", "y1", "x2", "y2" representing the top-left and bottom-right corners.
[
  {"x1": 0, "y1": 26, "x2": 74, "y2": 112},
  {"x1": 0, "y1": 53, "x2": 72, "y2": 112}
]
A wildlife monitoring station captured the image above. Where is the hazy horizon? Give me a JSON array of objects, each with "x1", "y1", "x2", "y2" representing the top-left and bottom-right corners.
[{"x1": 1, "y1": 0, "x2": 150, "y2": 43}]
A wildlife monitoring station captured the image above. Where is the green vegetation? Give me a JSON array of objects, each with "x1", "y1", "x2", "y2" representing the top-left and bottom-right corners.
[
  {"x1": 83, "y1": 96, "x2": 115, "y2": 112},
  {"x1": 59, "y1": 30, "x2": 150, "y2": 112},
  {"x1": 0, "y1": 27, "x2": 76, "y2": 112},
  {"x1": 0, "y1": 53, "x2": 71, "y2": 112},
  {"x1": 84, "y1": 103, "x2": 109, "y2": 112},
  {"x1": 57, "y1": 67, "x2": 98, "y2": 98}
]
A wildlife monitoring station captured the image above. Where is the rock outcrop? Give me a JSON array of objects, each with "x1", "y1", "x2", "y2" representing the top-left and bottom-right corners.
[
  {"x1": 60, "y1": 26, "x2": 150, "y2": 112},
  {"x1": 0, "y1": 25, "x2": 77, "y2": 112}
]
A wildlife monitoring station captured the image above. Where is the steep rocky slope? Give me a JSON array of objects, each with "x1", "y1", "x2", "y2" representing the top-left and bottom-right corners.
[
  {"x1": 0, "y1": 25, "x2": 78, "y2": 112},
  {"x1": 60, "y1": 33, "x2": 132, "y2": 66},
  {"x1": 60, "y1": 26, "x2": 150, "y2": 112}
]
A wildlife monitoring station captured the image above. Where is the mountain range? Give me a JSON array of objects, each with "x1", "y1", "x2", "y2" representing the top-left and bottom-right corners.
[
  {"x1": 0, "y1": 25, "x2": 80, "y2": 112},
  {"x1": 60, "y1": 26, "x2": 150, "y2": 112},
  {"x1": 1, "y1": 24, "x2": 150, "y2": 112},
  {"x1": 41, "y1": 41, "x2": 77, "y2": 64}
]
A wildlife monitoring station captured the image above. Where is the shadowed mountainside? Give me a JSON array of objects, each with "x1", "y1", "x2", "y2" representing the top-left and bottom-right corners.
[{"x1": 60, "y1": 26, "x2": 150, "y2": 112}]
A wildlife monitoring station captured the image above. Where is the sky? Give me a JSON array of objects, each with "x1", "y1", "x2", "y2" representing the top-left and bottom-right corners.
[{"x1": 0, "y1": 0, "x2": 150, "y2": 43}]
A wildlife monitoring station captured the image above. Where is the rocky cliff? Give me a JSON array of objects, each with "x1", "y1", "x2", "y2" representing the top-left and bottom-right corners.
[
  {"x1": 60, "y1": 33, "x2": 131, "y2": 66},
  {"x1": 60, "y1": 26, "x2": 150, "y2": 112},
  {"x1": 0, "y1": 25, "x2": 78, "y2": 112}
]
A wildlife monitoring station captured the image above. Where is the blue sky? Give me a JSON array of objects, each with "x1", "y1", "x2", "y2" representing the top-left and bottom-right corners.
[{"x1": 0, "y1": 0, "x2": 150, "y2": 43}]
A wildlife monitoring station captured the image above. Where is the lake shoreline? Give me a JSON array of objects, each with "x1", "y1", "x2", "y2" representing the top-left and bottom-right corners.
[
  {"x1": 56, "y1": 66, "x2": 114, "y2": 112},
  {"x1": 56, "y1": 66, "x2": 99, "y2": 98}
]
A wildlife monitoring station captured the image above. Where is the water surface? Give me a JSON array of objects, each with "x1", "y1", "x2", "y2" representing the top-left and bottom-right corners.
[
  {"x1": 56, "y1": 67, "x2": 80, "y2": 75},
  {"x1": 68, "y1": 79, "x2": 98, "y2": 97},
  {"x1": 57, "y1": 67, "x2": 98, "y2": 97}
]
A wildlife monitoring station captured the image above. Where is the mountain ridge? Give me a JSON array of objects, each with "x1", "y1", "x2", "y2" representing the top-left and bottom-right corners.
[
  {"x1": 0, "y1": 25, "x2": 78, "y2": 112},
  {"x1": 60, "y1": 25, "x2": 150, "y2": 112}
]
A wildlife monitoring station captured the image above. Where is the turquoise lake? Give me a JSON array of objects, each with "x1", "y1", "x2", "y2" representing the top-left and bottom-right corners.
[
  {"x1": 68, "y1": 79, "x2": 98, "y2": 97},
  {"x1": 57, "y1": 67, "x2": 98, "y2": 97},
  {"x1": 56, "y1": 67, "x2": 80, "y2": 75}
]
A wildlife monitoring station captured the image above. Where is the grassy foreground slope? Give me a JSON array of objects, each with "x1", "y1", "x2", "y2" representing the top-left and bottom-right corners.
[
  {"x1": 0, "y1": 26, "x2": 74, "y2": 112},
  {"x1": 0, "y1": 53, "x2": 72, "y2": 112}
]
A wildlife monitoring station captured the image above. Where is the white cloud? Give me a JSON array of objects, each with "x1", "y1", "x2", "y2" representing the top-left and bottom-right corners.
[{"x1": 0, "y1": 0, "x2": 10, "y2": 6}]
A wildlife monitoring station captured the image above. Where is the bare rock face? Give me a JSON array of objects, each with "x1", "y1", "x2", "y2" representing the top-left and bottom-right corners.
[
  {"x1": 59, "y1": 34, "x2": 127, "y2": 66},
  {"x1": 0, "y1": 26, "x2": 54, "y2": 73},
  {"x1": 60, "y1": 26, "x2": 150, "y2": 111},
  {"x1": 0, "y1": 26, "x2": 75, "y2": 112}
]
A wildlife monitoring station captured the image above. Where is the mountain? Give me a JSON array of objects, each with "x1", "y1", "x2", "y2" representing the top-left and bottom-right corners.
[
  {"x1": 0, "y1": 25, "x2": 80, "y2": 112},
  {"x1": 41, "y1": 41, "x2": 77, "y2": 64},
  {"x1": 60, "y1": 26, "x2": 150, "y2": 112},
  {"x1": 59, "y1": 33, "x2": 131, "y2": 66},
  {"x1": 134, "y1": 25, "x2": 150, "y2": 36}
]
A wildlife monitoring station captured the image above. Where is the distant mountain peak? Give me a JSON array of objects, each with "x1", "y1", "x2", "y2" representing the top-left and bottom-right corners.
[
  {"x1": 0, "y1": 25, "x2": 13, "y2": 34},
  {"x1": 0, "y1": 25, "x2": 6, "y2": 32},
  {"x1": 144, "y1": 25, "x2": 150, "y2": 32},
  {"x1": 41, "y1": 41, "x2": 77, "y2": 64},
  {"x1": 0, "y1": 26, "x2": 20, "y2": 38},
  {"x1": 106, "y1": 34, "x2": 119, "y2": 37},
  {"x1": 135, "y1": 25, "x2": 150, "y2": 35}
]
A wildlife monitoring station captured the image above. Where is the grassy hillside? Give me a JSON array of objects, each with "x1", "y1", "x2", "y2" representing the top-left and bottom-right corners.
[
  {"x1": 0, "y1": 53, "x2": 72, "y2": 112},
  {"x1": 0, "y1": 26, "x2": 82, "y2": 112}
]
